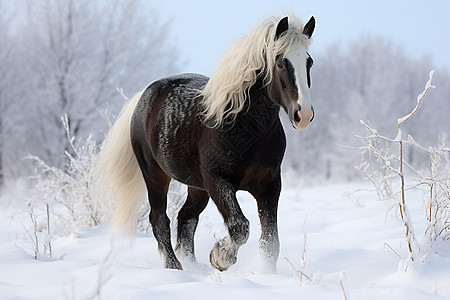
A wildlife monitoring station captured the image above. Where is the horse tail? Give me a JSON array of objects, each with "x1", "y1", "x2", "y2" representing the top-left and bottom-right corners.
[{"x1": 92, "y1": 91, "x2": 146, "y2": 237}]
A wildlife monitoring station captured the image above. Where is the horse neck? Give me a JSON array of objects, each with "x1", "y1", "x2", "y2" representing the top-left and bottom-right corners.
[{"x1": 243, "y1": 78, "x2": 281, "y2": 126}]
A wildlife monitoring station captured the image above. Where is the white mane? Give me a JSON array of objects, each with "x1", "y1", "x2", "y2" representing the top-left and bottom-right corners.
[{"x1": 201, "y1": 15, "x2": 311, "y2": 127}]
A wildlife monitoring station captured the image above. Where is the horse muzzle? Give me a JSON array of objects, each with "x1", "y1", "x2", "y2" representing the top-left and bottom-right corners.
[{"x1": 291, "y1": 105, "x2": 314, "y2": 129}]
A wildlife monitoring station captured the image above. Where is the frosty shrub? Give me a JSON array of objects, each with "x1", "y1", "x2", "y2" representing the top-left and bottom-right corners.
[
  {"x1": 356, "y1": 134, "x2": 396, "y2": 201},
  {"x1": 27, "y1": 114, "x2": 110, "y2": 239},
  {"x1": 354, "y1": 71, "x2": 450, "y2": 270}
]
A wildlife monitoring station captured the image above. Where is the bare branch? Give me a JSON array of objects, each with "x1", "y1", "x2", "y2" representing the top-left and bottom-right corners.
[{"x1": 397, "y1": 70, "x2": 436, "y2": 127}]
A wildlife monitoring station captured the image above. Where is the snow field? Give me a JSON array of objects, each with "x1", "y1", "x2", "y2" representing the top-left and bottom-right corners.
[{"x1": 1, "y1": 183, "x2": 450, "y2": 299}]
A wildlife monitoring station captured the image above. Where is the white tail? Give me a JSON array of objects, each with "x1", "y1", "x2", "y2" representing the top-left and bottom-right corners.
[{"x1": 92, "y1": 91, "x2": 146, "y2": 236}]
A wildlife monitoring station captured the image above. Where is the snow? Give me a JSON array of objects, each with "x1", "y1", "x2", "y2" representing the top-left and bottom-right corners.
[
  {"x1": 397, "y1": 70, "x2": 436, "y2": 126},
  {"x1": 394, "y1": 128, "x2": 402, "y2": 142},
  {"x1": 1, "y1": 183, "x2": 450, "y2": 299},
  {"x1": 424, "y1": 70, "x2": 436, "y2": 93}
]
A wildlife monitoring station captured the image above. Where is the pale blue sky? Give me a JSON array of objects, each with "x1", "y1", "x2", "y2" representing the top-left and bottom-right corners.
[{"x1": 154, "y1": 0, "x2": 450, "y2": 75}]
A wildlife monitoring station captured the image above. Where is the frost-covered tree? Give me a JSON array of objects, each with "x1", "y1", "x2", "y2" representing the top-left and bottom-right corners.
[
  {"x1": 0, "y1": 1, "x2": 18, "y2": 187},
  {"x1": 2, "y1": 0, "x2": 181, "y2": 179},
  {"x1": 0, "y1": 3, "x2": 6, "y2": 187}
]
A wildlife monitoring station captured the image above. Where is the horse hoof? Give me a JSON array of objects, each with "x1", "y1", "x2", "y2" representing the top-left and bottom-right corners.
[
  {"x1": 165, "y1": 258, "x2": 183, "y2": 270},
  {"x1": 209, "y1": 239, "x2": 237, "y2": 271}
]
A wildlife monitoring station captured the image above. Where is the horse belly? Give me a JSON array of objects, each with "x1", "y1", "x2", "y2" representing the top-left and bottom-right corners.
[{"x1": 158, "y1": 139, "x2": 204, "y2": 189}]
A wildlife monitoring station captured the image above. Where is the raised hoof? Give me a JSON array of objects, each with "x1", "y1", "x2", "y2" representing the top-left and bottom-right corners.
[{"x1": 209, "y1": 239, "x2": 237, "y2": 271}]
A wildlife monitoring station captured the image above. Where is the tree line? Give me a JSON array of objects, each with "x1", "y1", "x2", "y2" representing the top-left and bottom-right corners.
[
  {"x1": 0, "y1": 0, "x2": 181, "y2": 186},
  {"x1": 1, "y1": 2, "x2": 449, "y2": 188}
]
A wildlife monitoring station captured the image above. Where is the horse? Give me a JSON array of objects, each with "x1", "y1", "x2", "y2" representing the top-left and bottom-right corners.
[{"x1": 93, "y1": 15, "x2": 315, "y2": 272}]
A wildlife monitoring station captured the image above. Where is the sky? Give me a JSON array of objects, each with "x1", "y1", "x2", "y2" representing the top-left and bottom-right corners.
[{"x1": 153, "y1": 0, "x2": 450, "y2": 76}]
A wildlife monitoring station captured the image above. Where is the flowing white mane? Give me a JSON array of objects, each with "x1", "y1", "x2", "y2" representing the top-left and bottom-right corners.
[{"x1": 201, "y1": 15, "x2": 311, "y2": 127}]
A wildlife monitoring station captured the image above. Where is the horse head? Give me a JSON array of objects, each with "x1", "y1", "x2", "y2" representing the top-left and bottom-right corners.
[{"x1": 268, "y1": 16, "x2": 315, "y2": 129}]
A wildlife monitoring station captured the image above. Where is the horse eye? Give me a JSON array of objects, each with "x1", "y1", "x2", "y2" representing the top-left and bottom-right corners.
[{"x1": 277, "y1": 59, "x2": 284, "y2": 69}]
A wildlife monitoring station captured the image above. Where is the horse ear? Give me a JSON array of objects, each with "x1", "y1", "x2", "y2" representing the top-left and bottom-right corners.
[
  {"x1": 302, "y1": 16, "x2": 315, "y2": 39},
  {"x1": 275, "y1": 16, "x2": 289, "y2": 40}
]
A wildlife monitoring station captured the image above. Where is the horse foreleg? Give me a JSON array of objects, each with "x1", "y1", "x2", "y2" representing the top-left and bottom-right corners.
[
  {"x1": 207, "y1": 180, "x2": 249, "y2": 271},
  {"x1": 175, "y1": 187, "x2": 209, "y2": 261},
  {"x1": 253, "y1": 173, "x2": 281, "y2": 272}
]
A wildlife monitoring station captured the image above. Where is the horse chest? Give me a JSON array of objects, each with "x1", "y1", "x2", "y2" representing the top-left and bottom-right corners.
[
  {"x1": 205, "y1": 117, "x2": 286, "y2": 189},
  {"x1": 219, "y1": 113, "x2": 286, "y2": 162}
]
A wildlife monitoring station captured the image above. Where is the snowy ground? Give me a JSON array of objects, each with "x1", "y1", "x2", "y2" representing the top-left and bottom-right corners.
[{"x1": 1, "y1": 182, "x2": 450, "y2": 299}]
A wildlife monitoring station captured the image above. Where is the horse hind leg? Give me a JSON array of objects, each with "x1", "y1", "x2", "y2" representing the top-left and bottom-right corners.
[
  {"x1": 141, "y1": 161, "x2": 182, "y2": 270},
  {"x1": 175, "y1": 187, "x2": 209, "y2": 261}
]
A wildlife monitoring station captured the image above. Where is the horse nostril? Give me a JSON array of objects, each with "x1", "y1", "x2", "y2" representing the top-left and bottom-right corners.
[
  {"x1": 310, "y1": 111, "x2": 315, "y2": 122},
  {"x1": 294, "y1": 111, "x2": 301, "y2": 123}
]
